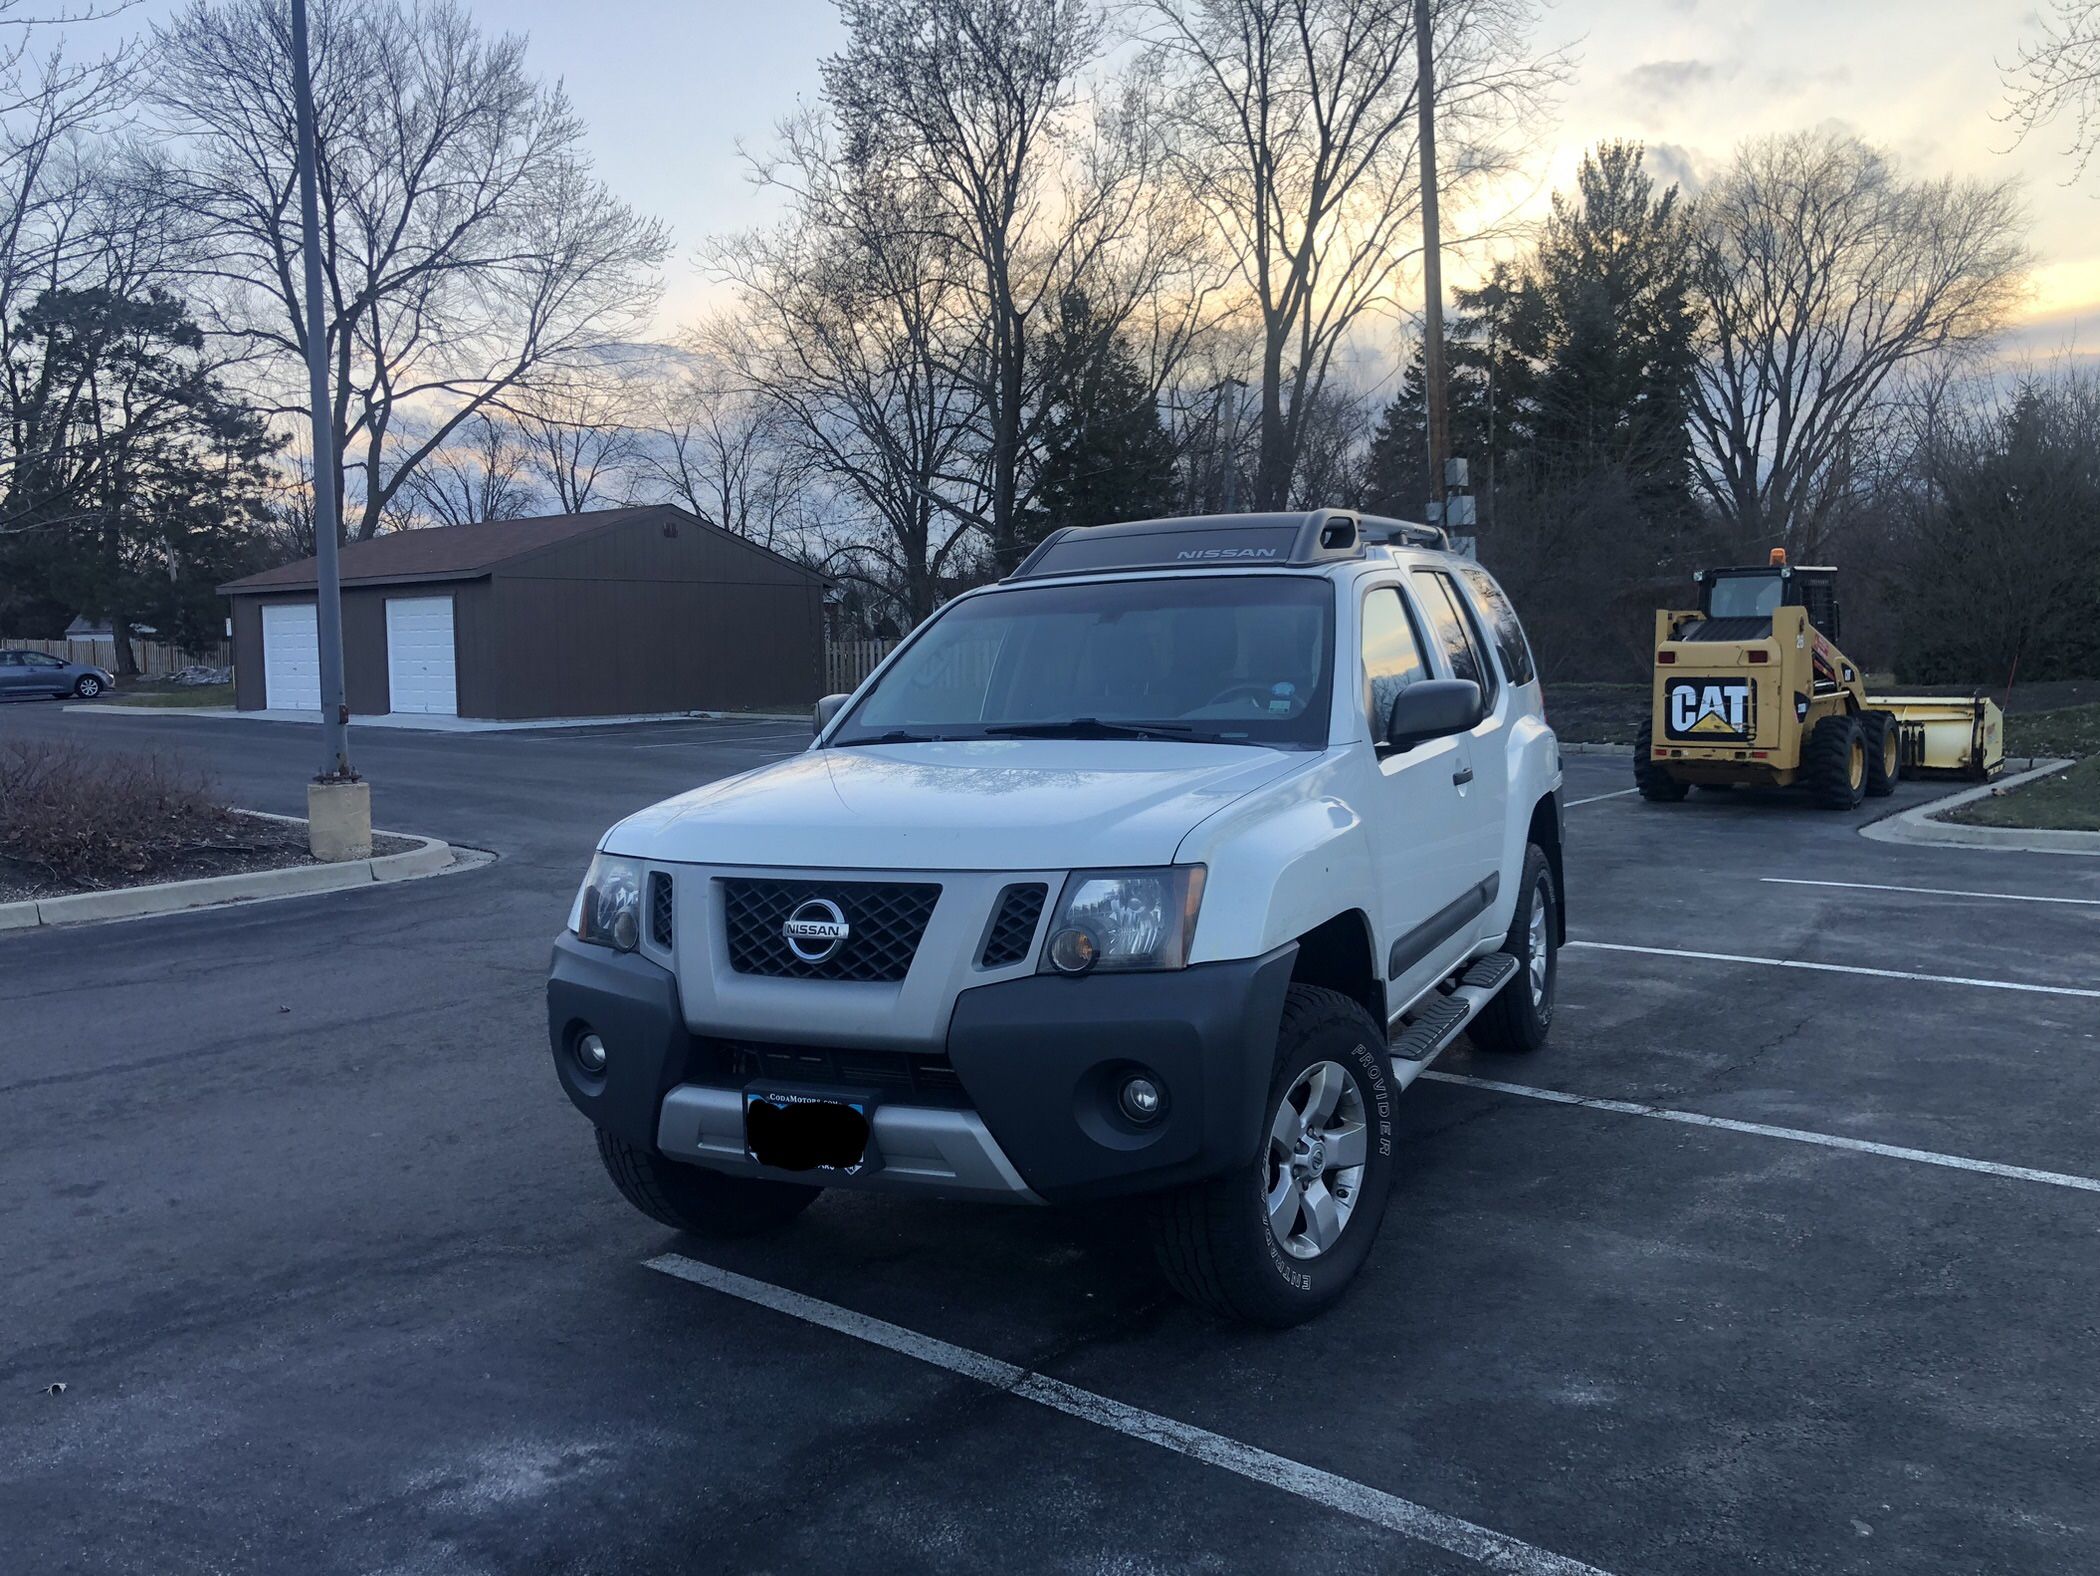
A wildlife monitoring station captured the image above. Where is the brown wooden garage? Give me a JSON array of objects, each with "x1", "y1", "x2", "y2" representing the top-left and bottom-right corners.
[{"x1": 219, "y1": 506, "x2": 827, "y2": 720}]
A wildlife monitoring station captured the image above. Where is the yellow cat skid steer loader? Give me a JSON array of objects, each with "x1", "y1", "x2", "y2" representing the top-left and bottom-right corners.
[{"x1": 1636, "y1": 551, "x2": 2005, "y2": 810}]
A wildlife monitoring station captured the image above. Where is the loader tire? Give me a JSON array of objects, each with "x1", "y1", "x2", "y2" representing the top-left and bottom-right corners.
[
  {"x1": 1634, "y1": 721, "x2": 1688, "y2": 802},
  {"x1": 1862, "y1": 711, "x2": 1901, "y2": 797},
  {"x1": 1806, "y1": 713, "x2": 1867, "y2": 810}
]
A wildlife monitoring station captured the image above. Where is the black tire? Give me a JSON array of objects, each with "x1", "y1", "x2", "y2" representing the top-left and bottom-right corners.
[
  {"x1": 1149, "y1": 985, "x2": 1396, "y2": 1327},
  {"x1": 595, "y1": 1128, "x2": 820, "y2": 1237},
  {"x1": 72, "y1": 675, "x2": 102, "y2": 698},
  {"x1": 1805, "y1": 713, "x2": 1867, "y2": 810},
  {"x1": 1862, "y1": 710, "x2": 1901, "y2": 797},
  {"x1": 1634, "y1": 719, "x2": 1688, "y2": 801},
  {"x1": 1468, "y1": 845, "x2": 1557, "y2": 1055}
]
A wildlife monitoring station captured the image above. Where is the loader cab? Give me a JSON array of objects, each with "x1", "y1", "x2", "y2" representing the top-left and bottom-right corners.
[{"x1": 1691, "y1": 564, "x2": 1840, "y2": 641}]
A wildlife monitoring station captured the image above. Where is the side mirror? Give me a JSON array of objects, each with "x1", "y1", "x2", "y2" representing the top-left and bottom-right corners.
[
  {"x1": 1384, "y1": 679, "x2": 1482, "y2": 753},
  {"x1": 813, "y1": 693, "x2": 850, "y2": 733}
]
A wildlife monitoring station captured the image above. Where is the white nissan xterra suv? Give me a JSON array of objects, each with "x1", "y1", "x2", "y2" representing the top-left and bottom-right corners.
[{"x1": 550, "y1": 509, "x2": 1564, "y2": 1326}]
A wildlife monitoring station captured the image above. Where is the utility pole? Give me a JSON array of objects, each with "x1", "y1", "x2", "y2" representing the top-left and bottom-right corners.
[
  {"x1": 291, "y1": 0, "x2": 369, "y2": 858},
  {"x1": 1210, "y1": 375, "x2": 1246, "y2": 513},
  {"x1": 1413, "y1": 0, "x2": 1448, "y2": 525}
]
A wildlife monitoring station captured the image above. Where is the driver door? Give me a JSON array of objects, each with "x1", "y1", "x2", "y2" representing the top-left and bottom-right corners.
[{"x1": 1357, "y1": 584, "x2": 1481, "y2": 1019}]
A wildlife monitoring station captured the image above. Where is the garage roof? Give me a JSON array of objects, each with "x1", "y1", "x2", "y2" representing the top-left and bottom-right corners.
[{"x1": 218, "y1": 506, "x2": 778, "y2": 594}]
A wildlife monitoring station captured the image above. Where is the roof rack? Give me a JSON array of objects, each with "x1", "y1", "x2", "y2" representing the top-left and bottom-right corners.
[{"x1": 1007, "y1": 509, "x2": 1449, "y2": 581}]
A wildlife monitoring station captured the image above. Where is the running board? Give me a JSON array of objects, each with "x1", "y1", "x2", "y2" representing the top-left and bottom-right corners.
[{"x1": 1388, "y1": 951, "x2": 1521, "y2": 1091}]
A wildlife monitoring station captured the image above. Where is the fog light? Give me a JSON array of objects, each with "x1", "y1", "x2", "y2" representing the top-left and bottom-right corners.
[
  {"x1": 574, "y1": 1031, "x2": 608, "y2": 1075},
  {"x1": 1048, "y1": 927, "x2": 1097, "y2": 974},
  {"x1": 1120, "y1": 1076, "x2": 1162, "y2": 1122}
]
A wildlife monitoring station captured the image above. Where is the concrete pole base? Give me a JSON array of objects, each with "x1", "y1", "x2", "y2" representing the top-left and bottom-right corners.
[{"x1": 308, "y1": 778, "x2": 372, "y2": 862}]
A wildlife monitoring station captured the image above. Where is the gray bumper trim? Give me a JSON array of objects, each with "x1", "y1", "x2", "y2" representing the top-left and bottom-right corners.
[{"x1": 655, "y1": 1085, "x2": 1044, "y2": 1203}]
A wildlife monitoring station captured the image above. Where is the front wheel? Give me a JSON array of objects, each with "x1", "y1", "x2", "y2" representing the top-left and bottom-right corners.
[
  {"x1": 72, "y1": 675, "x2": 103, "y2": 698},
  {"x1": 1862, "y1": 710, "x2": 1901, "y2": 797},
  {"x1": 1149, "y1": 985, "x2": 1396, "y2": 1327},
  {"x1": 1805, "y1": 713, "x2": 1867, "y2": 810},
  {"x1": 595, "y1": 1128, "x2": 820, "y2": 1237}
]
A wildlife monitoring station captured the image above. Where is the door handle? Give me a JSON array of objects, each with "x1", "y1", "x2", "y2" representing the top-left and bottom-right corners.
[{"x1": 1452, "y1": 766, "x2": 1474, "y2": 787}]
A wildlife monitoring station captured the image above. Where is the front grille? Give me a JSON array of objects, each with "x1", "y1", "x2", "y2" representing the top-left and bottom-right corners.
[
  {"x1": 649, "y1": 871, "x2": 674, "y2": 948},
  {"x1": 980, "y1": 883, "x2": 1047, "y2": 967},
  {"x1": 731, "y1": 1043, "x2": 969, "y2": 1107},
  {"x1": 721, "y1": 879, "x2": 940, "y2": 982}
]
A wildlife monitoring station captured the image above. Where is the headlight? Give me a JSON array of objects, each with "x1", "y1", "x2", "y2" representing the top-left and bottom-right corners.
[
  {"x1": 1041, "y1": 866, "x2": 1205, "y2": 975},
  {"x1": 572, "y1": 854, "x2": 644, "y2": 950}
]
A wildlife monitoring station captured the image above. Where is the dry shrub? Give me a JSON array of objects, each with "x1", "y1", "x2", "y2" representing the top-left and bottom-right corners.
[{"x1": 0, "y1": 739, "x2": 235, "y2": 888}]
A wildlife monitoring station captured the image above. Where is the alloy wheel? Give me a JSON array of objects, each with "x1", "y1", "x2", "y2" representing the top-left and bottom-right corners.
[
  {"x1": 1527, "y1": 872, "x2": 1551, "y2": 1008},
  {"x1": 1266, "y1": 1060, "x2": 1369, "y2": 1261}
]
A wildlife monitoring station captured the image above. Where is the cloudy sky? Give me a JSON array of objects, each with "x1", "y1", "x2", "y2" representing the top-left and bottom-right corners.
[{"x1": 87, "y1": 0, "x2": 2100, "y2": 362}]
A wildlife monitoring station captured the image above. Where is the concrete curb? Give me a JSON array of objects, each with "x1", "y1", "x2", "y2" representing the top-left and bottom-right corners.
[
  {"x1": 1561, "y1": 741, "x2": 1634, "y2": 758},
  {"x1": 1860, "y1": 758, "x2": 2100, "y2": 856},
  {"x1": 0, "y1": 814, "x2": 465, "y2": 933},
  {"x1": 70, "y1": 704, "x2": 811, "y2": 732}
]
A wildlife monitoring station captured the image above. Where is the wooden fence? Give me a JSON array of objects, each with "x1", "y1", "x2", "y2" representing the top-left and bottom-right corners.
[
  {"x1": 824, "y1": 637, "x2": 899, "y2": 694},
  {"x1": 2, "y1": 638, "x2": 229, "y2": 677}
]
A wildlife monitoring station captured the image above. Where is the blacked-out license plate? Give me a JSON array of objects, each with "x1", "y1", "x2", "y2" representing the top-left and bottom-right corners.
[{"x1": 744, "y1": 1092, "x2": 871, "y2": 1173}]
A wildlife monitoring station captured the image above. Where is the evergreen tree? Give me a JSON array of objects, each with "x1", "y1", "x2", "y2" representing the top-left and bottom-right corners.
[
  {"x1": 1368, "y1": 144, "x2": 1698, "y2": 532},
  {"x1": 1027, "y1": 292, "x2": 1178, "y2": 542},
  {"x1": 1363, "y1": 264, "x2": 1530, "y2": 521},
  {"x1": 1516, "y1": 142, "x2": 1698, "y2": 515},
  {"x1": 2, "y1": 287, "x2": 277, "y2": 666}
]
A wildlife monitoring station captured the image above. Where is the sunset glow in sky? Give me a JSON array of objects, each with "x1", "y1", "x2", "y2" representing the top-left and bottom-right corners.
[{"x1": 88, "y1": 0, "x2": 2100, "y2": 364}]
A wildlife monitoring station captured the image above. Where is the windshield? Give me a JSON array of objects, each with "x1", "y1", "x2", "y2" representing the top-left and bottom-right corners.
[
  {"x1": 829, "y1": 575, "x2": 1335, "y2": 750},
  {"x1": 1707, "y1": 573, "x2": 1784, "y2": 619}
]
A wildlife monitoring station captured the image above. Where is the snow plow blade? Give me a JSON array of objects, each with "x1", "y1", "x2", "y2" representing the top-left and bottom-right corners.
[{"x1": 1870, "y1": 695, "x2": 2006, "y2": 781}]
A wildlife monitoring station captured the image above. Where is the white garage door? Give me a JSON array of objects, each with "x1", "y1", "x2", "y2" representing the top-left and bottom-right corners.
[
  {"x1": 385, "y1": 595, "x2": 457, "y2": 715},
  {"x1": 261, "y1": 602, "x2": 320, "y2": 711}
]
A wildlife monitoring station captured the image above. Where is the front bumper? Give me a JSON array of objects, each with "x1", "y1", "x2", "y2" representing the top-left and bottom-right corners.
[{"x1": 547, "y1": 934, "x2": 1298, "y2": 1206}]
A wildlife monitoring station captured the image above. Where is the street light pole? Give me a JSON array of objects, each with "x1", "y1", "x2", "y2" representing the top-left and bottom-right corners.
[
  {"x1": 1413, "y1": 0, "x2": 1449, "y2": 525},
  {"x1": 289, "y1": 0, "x2": 370, "y2": 862},
  {"x1": 290, "y1": 0, "x2": 350, "y2": 782}
]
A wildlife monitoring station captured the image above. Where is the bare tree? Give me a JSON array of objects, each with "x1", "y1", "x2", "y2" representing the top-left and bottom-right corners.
[
  {"x1": 506, "y1": 370, "x2": 637, "y2": 515},
  {"x1": 631, "y1": 352, "x2": 810, "y2": 552},
  {"x1": 2003, "y1": 1, "x2": 2100, "y2": 180},
  {"x1": 144, "y1": 0, "x2": 668, "y2": 541},
  {"x1": 395, "y1": 411, "x2": 538, "y2": 527},
  {"x1": 818, "y1": 0, "x2": 1114, "y2": 572},
  {"x1": 1137, "y1": 0, "x2": 1563, "y2": 508},
  {"x1": 1688, "y1": 132, "x2": 2030, "y2": 557},
  {"x1": 712, "y1": 111, "x2": 986, "y2": 625}
]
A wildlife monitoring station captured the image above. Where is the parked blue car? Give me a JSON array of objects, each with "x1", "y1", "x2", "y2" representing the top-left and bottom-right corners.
[{"x1": 0, "y1": 649, "x2": 115, "y2": 699}]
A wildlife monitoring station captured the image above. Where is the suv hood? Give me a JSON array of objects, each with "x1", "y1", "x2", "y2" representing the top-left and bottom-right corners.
[{"x1": 603, "y1": 739, "x2": 1304, "y2": 871}]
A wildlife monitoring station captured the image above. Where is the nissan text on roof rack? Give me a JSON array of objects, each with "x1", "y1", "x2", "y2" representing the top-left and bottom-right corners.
[{"x1": 548, "y1": 508, "x2": 1564, "y2": 1326}]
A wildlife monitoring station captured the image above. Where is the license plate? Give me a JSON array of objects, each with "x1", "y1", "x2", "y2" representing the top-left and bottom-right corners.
[{"x1": 744, "y1": 1092, "x2": 871, "y2": 1173}]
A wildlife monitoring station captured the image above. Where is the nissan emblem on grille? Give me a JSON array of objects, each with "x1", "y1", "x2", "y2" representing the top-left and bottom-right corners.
[{"x1": 781, "y1": 898, "x2": 851, "y2": 963}]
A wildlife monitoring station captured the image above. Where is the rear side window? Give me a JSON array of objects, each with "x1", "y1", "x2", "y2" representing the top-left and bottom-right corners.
[
  {"x1": 1410, "y1": 569, "x2": 1498, "y2": 709},
  {"x1": 1455, "y1": 565, "x2": 1537, "y2": 687},
  {"x1": 1360, "y1": 588, "x2": 1431, "y2": 736}
]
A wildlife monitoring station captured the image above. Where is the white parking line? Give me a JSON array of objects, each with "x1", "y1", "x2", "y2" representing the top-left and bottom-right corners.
[
  {"x1": 1567, "y1": 939, "x2": 2100, "y2": 1001},
  {"x1": 1760, "y1": 877, "x2": 2100, "y2": 908},
  {"x1": 1420, "y1": 1072, "x2": 2100, "y2": 1195},
  {"x1": 1565, "y1": 788, "x2": 1637, "y2": 808},
  {"x1": 644, "y1": 1254, "x2": 1615, "y2": 1576}
]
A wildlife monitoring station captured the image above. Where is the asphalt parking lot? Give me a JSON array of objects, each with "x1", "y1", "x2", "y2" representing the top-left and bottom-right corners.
[{"x1": 2, "y1": 704, "x2": 2095, "y2": 1575}]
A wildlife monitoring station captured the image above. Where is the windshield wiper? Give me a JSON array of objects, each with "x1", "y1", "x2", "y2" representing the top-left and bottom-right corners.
[
  {"x1": 984, "y1": 717, "x2": 1206, "y2": 742},
  {"x1": 841, "y1": 729, "x2": 960, "y2": 745}
]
